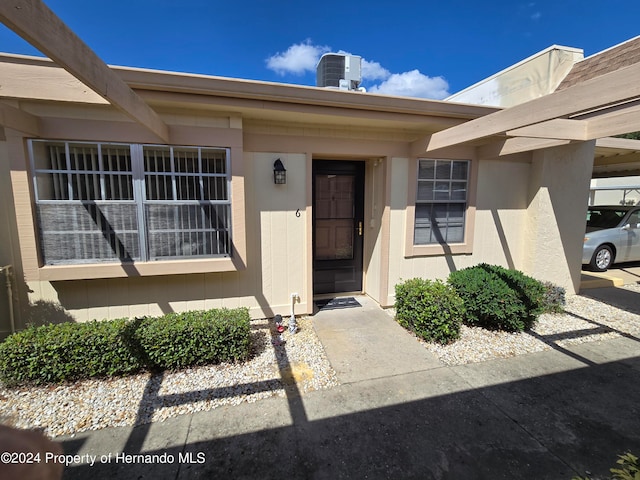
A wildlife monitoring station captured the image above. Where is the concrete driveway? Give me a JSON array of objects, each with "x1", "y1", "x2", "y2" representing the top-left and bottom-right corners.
[{"x1": 581, "y1": 261, "x2": 640, "y2": 289}]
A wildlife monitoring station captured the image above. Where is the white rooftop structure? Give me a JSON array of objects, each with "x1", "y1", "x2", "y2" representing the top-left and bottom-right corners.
[{"x1": 447, "y1": 45, "x2": 583, "y2": 107}]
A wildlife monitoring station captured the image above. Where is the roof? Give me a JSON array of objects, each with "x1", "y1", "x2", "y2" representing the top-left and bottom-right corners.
[
  {"x1": 556, "y1": 36, "x2": 640, "y2": 91},
  {"x1": 593, "y1": 137, "x2": 640, "y2": 178},
  {"x1": 0, "y1": 52, "x2": 500, "y2": 142}
]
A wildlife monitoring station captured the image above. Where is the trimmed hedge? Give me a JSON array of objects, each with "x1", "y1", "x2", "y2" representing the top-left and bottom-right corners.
[
  {"x1": 134, "y1": 308, "x2": 251, "y2": 369},
  {"x1": 395, "y1": 278, "x2": 465, "y2": 344},
  {"x1": 0, "y1": 307, "x2": 251, "y2": 387},
  {"x1": 448, "y1": 264, "x2": 545, "y2": 332}
]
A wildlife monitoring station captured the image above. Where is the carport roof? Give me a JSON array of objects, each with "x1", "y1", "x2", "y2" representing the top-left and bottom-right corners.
[{"x1": 594, "y1": 137, "x2": 640, "y2": 178}]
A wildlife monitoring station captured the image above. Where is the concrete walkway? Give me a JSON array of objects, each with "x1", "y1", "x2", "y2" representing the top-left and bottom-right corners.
[{"x1": 57, "y1": 294, "x2": 640, "y2": 480}]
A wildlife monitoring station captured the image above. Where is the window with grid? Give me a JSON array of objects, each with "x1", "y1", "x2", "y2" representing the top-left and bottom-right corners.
[
  {"x1": 30, "y1": 140, "x2": 231, "y2": 265},
  {"x1": 414, "y1": 159, "x2": 469, "y2": 245}
]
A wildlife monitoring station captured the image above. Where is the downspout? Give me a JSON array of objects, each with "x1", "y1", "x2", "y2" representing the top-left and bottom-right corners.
[{"x1": 1, "y1": 266, "x2": 15, "y2": 334}]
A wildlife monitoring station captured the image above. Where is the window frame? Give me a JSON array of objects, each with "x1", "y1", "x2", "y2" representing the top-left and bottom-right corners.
[
  {"x1": 139, "y1": 144, "x2": 232, "y2": 261},
  {"x1": 405, "y1": 157, "x2": 477, "y2": 257},
  {"x1": 29, "y1": 139, "x2": 233, "y2": 267}
]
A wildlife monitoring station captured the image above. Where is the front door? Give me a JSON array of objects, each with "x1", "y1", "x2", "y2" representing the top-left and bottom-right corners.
[{"x1": 313, "y1": 160, "x2": 365, "y2": 294}]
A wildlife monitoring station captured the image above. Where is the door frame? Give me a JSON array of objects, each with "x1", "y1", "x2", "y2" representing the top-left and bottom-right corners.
[{"x1": 312, "y1": 160, "x2": 365, "y2": 295}]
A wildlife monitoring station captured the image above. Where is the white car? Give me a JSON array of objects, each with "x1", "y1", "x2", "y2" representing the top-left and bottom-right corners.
[{"x1": 583, "y1": 205, "x2": 640, "y2": 271}]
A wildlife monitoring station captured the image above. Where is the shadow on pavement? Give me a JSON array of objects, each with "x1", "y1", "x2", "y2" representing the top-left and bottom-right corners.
[
  {"x1": 581, "y1": 286, "x2": 640, "y2": 315},
  {"x1": 60, "y1": 318, "x2": 309, "y2": 479},
  {"x1": 60, "y1": 354, "x2": 640, "y2": 479}
]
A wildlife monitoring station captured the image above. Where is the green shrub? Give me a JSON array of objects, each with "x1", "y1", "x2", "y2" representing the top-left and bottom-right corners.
[
  {"x1": 0, "y1": 307, "x2": 251, "y2": 387},
  {"x1": 0, "y1": 319, "x2": 143, "y2": 386},
  {"x1": 448, "y1": 264, "x2": 545, "y2": 332},
  {"x1": 134, "y1": 308, "x2": 251, "y2": 369},
  {"x1": 395, "y1": 278, "x2": 465, "y2": 345},
  {"x1": 542, "y1": 281, "x2": 566, "y2": 313}
]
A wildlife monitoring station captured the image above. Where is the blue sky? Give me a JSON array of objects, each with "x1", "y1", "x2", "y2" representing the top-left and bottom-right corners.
[{"x1": 1, "y1": 0, "x2": 639, "y2": 99}]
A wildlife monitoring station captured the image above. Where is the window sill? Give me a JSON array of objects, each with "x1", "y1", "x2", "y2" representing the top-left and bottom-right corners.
[
  {"x1": 38, "y1": 257, "x2": 243, "y2": 281},
  {"x1": 405, "y1": 243, "x2": 473, "y2": 257}
]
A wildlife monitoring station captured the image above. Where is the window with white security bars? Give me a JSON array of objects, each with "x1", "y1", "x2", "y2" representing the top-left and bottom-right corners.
[
  {"x1": 30, "y1": 140, "x2": 231, "y2": 265},
  {"x1": 414, "y1": 159, "x2": 469, "y2": 245}
]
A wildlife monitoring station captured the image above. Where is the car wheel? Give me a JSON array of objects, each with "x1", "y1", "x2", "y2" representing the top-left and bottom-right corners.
[{"x1": 590, "y1": 245, "x2": 614, "y2": 271}]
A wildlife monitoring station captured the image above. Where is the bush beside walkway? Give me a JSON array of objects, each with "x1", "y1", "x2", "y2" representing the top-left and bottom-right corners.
[{"x1": 395, "y1": 264, "x2": 566, "y2": 344}]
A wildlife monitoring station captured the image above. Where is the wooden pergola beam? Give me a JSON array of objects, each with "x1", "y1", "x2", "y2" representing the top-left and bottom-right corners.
[
  {"x1": 477, "y1": 137, "x2": 572, "y2": 158},
  {"x1": 427, "y1": 61, "x2": 640, "y2": 152},
  {"x1": 586, "y1": 103, "x2": 640, "y2": 140},
  {"x1": 0, "y1": 0, "x2": 169, "y2": 143},
  {"x1": 595, "y1": 137, "x2": 640, "y2": 150},
  {"x1": 506, "y1": 119, "x2": 587, "y2": 141}
]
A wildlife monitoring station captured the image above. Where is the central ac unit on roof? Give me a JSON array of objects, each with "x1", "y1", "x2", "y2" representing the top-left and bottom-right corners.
[{"x1": 316, "y1": 53, "x2": 362, "y2": 91}]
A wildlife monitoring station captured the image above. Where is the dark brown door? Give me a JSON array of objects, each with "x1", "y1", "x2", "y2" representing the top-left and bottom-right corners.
[{"x1": 313, "y1": 160, "x2": 365, "y2": 294}]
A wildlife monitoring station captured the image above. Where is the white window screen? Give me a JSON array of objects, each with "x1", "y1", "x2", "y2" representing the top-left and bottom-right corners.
[
  {"x1": 414, "y1": 159, "x2": 469, "y2": 245},
  {"x1": 30, "y1": 140, "x2": 231, "y2": 265},
  {"x1": 143, "y1": 146, "x2": 230, "y2": 259}
]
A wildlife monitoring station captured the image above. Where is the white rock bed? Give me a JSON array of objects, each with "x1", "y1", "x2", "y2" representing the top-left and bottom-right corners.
[
  {"x1": 0, "y1": 317, "x2": 338, "y2": 438},
  {"x1": 413, "y1": 285, "x2": 640, "y2": 366}
]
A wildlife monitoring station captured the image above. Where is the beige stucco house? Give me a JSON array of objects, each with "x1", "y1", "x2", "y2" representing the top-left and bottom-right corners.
[{"x1": 1, "y1": 4, "x2": 639, "y2": 337}]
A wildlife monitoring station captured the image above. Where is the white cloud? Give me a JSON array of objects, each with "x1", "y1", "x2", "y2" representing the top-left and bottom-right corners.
[
  {"x1": 361, "y1": 59, "x2": 390, "y2": 81},
  {"x1": 266, "y1": 40, "x2": 330, "y2": 76},
  {"x1": 367, "y1": 70, "x2": 450, "y2": 100},
  {"x1": 531, "y1": 11, "x2": 542, "y2": 20}
]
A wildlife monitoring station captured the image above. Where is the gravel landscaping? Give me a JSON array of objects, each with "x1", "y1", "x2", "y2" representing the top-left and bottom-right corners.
[
  {"x1": 1, "y1": 285, "x2": 639, "y2": 438},
  {"x1": 413, "y1": 284, "x2": 640, "y2": 365},
  {"x1": 0, "y1": 317, "x2": 338, "y2": 438}
]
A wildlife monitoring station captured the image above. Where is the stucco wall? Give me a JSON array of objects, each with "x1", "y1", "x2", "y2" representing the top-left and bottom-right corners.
[
  {"x1": 386, "y1": 144, "x2": 594, "y2": 302},
  {"x1": 387, "y1": 157, "x2": 532, "y2": 303},
  {"x1": 525, "y1": 141, "x2": 595, "y2": 293},
  {"x1": 245, "y1": 152, "x2": 308, "y2": 316}
]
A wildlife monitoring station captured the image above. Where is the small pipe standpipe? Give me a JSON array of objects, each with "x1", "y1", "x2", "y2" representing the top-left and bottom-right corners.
[{"x1": 289, "y1": 293, "x2": 299, "y2": 333}]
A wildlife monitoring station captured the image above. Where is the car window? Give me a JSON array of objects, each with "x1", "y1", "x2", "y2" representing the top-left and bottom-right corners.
[
  {"x1": 627, "y1": 210, "x2": 640, "y2": 227},
  {"x1": 586, "y1": 209, "x2": 627, "y2": 229}
]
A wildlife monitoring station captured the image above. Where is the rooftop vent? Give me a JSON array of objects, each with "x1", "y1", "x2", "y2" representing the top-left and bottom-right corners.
[{"x1": 316, "y1": 53, "x2": 362, "y2": 91}]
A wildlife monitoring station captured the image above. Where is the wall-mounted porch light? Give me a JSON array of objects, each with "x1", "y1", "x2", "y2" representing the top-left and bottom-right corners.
[{"x1": 273, "y1": 158, "x2": 286, "y2": 185}]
